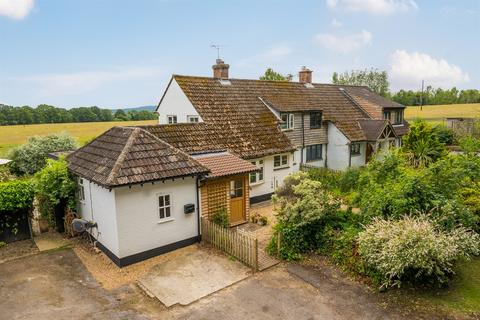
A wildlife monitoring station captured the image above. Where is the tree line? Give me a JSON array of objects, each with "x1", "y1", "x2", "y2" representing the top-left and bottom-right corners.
[{"x1": 0, "y1": 104, "x2": 157, "y2": 126}]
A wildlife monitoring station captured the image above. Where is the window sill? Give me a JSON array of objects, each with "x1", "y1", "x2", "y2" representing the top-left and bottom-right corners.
[
  {"x1": 250, "y1": 180, "x2": 265, "y2": 186},
  {"x1": 157, "y1": 218, "x2": 174, "y2": 225},
  {"x1": 350, "y1": 153, "x2": 361, "y2": 157},
  {"x1": 273, "y1": 166, "x2": 290, "y2": 171},
  {"x1": 309, "y1": 126, "x2": 322, "y2": 130},
  {"x1": 281, "y1": 128, "x2": 294, "y2": 132},
  {"x1": 306, "y1": 159, "x2": 323, "y2": 163},
  {"x1": 392, "y1": 123, "x2": 404, "y2": 127}
]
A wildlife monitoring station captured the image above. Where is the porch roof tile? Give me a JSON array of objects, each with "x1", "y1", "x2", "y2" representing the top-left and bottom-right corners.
[{"x1": 193, "y1": 152, "x2": 258, "y2": 179}]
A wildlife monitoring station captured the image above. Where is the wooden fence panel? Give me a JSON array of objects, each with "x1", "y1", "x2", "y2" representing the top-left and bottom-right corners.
[{"x1": 201, "y1": 218, "x2": 258, "y2": 271}]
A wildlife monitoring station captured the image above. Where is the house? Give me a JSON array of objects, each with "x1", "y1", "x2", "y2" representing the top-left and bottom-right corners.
[{"x1": 66, "y1": 60, "x2": 408, "y2": 267}]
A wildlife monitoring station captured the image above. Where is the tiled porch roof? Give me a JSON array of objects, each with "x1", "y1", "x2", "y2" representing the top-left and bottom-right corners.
[{"x1": 193, "y1": 152, "x2": 258, "y2": 179}]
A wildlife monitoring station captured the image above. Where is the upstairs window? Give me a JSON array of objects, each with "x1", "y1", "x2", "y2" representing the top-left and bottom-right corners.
[
  {"x1": 274, "y1": 154, "x2": 289, "y2": 169},
  {"x1": 187, "y1": 115, "x2": 199, "y2": 123},
  {"x1": 279, "y1": 113, "x2": 294, "y2": 130},
  {"x1": 350, "y1": 143, "x2": 361, "y2": 155},
  {"x1": 310, "y1": 112, "x2": 322, "y2": 129},
  {"x1": 78, "y1": 178, "x2": 85, "y2": 201},
  {"x1": 394, "y1": 110, "x2": 403, "y2": 124},
  {"x1": 383, "y1": 110, "x2": 403, "y2": 125},
  {"x1": 383, "y1": 111, "x2": 391, "y2": 122},
  {"x1": 158, "y1": 194, "x2": 172, "y2": 221},
  {"x1": 167, "y1": 115, "x2": 177, "y2": 124},
  {"x1": 250, "y1": 159, "x2": 264, "y2": 184},
  {"x1": 306, "y1": 144, "x2": 323, "y2": 162}
]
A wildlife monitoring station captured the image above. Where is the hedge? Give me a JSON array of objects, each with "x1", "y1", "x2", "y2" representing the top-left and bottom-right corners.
[{"x1": 0, "y1": 179, "x2": 35, "y2": 212}]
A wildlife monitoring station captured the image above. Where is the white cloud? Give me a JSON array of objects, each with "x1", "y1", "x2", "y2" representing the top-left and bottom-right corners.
[
  {"x1": 331, "y1": 18, "x2": 342, "y2": 28},
  {"x1": 236, "y1": 45, "x2": 293, "y2": 67},
  {"x1": 17, "y1": 66, "x2": 165, "y2": 97},
  {"x1": 326, "y1": 0, "x2": 417, "y2": 15},
  {"x1": 314, "y1": 30, "x2": 372, "y2": 54},
  {"x1": 0, "y1": 0, "x2": 34, "y2": 20},
  {"x1": 390, "y1": 50, "x2": 470, "y2": 90}
]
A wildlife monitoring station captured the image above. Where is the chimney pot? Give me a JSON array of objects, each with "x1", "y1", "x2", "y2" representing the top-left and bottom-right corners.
[
  {"x1": 212, "y1": 59, "x2": 230, "y2": 79},
  {"x1": 299, "y1": 66, "x2": 313, "y2": 83}
]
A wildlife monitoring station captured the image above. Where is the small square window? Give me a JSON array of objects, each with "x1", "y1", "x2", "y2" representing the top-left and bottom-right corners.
[
  {"x1": 279, "y1": 113, "x2": 294, "y2": 130},
  {"x1": 310, "y1": 112, "x2": 322, "y2": 129},
  {"x1": 274, "y1": 154, "x2": 289, "y2": 169},
  {"x1": 187, "y1": 115, "x2": 199, "y2": 123},
  {"x1": 350, "y1": 143, "x2": 361, "y2": 155},
  {"x1": 249, "y1": 159, "x2": 264, "y2": 184},
  {"x1": 167, "y1": 115, "x2": 177, "y2": 124}
]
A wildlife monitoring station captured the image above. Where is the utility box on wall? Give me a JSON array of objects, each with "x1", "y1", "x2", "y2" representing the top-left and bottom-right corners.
[{"x1": 184, "y1": 203, "x2": 195, "y2": 214}]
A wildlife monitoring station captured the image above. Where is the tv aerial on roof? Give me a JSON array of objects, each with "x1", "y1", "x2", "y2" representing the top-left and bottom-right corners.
[{"x1": 210, "y1": 44, "x2": 229, "y2": 59}]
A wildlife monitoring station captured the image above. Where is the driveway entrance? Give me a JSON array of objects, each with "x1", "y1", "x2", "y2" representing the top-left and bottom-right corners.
[{"x1": 137, "y1": 246, "x2": 249, "y2": 307}]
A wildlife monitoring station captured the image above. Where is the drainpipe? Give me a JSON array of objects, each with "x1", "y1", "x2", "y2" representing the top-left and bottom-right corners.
[
  {"x1": 348, "y1": 144, "x2": 352, "y2": 168},
  {"x1": 301, "y1": 113, "x2": 305, "y2": 165},
  {"x1": 196, "y1": 176, "x2": 201, "y2": 241}
]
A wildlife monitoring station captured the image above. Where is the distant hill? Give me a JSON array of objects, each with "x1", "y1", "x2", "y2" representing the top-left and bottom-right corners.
[{"x1": 115, "y1": 105, "x2": 156, "y2": 112}]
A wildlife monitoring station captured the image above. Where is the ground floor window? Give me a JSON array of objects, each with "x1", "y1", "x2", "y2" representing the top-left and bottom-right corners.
[
  {"x1": 274, "y1": 154, "x2": 288, "y2": 169},
  {"x1": 158, "y1": 194, "x2": 172, "y2": 220},
  {"x1": 306, "y1": 144, "x2": 323, "y2": 162},
  {"x1": 78, "y1": 178, "x2": 85, "y2": 201},
  {"x1": 250, "y1": 159, "x2": 264, "y2": 184},
  {"x1": 350, "y1": 143, "x2": 361, "y2": 155}
]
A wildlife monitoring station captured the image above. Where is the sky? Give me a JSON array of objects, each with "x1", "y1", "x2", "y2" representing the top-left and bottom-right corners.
[{"x1": 0, "y1": 0, "x2": 479, "y2": 109}]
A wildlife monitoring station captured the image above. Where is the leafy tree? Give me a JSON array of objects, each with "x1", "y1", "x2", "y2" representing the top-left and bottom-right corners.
[
  {"x1": 401, "y1": 120, "x2": 447, "y2": 167},
  {"x1": 9, "y1": 133, "x2": 77, "y2": 175},
  {"x1": 114, "y1": 109, "x2": 129, "y2": 121},
  {"x1": 332, "y1": 69, "x2": 390, "y2": 97},
  {"x1": 260, "y1": 68, "x2": 292, "y2": 81}
]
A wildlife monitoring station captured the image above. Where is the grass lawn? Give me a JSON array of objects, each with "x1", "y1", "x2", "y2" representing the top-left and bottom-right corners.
[
  {"x1": 389, "y1": 258, "x2": 480, "y2": 317},
  {"x1": 0, "y1": 120, "x2": 157, "y2": 158},
  {"x1": 405, "y1": 103, "x2": 480, "y2": 124}
]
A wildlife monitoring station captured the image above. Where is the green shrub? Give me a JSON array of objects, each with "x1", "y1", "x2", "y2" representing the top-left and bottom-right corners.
[
  {"x1": 211, "y1": 207, "x2": 229, "y2": 228},
  {"x1": 269, "y1": 177, "x2": 341, "y2": 260},
  {"x1": 34, "y1": 158, "x2": 76, "y2": 223},
  {"x1": 305, "y1": 167, "x2": 341, "y2": 192},
  {"x1": 338, "y1": 167, "x2": 362, "y2": 193},
  {"x1": 402, "y1": 120, "x2": 447, "y2": 167},
  {"x1": 0, "y1": 166, "x2": 16, "y2": 182},
  {"x1": 358, "y1": 216, "x2": 480, "y2": 289},
  {"x1": 433, "y1": 124, "x2": 455, "y2": 145},
  {"x1": 0, "y1": 179, "x2": 34, "y2": 212},
  {"x1": 0, "y1": 241, "x2": 5, "y2": 248},
  {"x1": 9, "y1": 133, "x2": 77, "y2": 175}
]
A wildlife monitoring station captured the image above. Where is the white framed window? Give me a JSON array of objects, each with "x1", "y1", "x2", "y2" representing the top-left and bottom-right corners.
[
  {"x1": 78, "y1": 178, "x2": 85, "y2": 202},
  {"x1": 187, "y1": 115, "x2": 199, "y2": 123},
  {"x1": 158, "y1": 194, "x2": 172, "y2": 221},
  {"x1": 273, "y1": 154, "x2": 289, "y2": 169},
  {"x1": 167, "y1": 115, "x2": 177, "y2": 124},
  {"x1": 279, "y1": 113, "x2": 294, "y2": 130},
  {"x1": 249, "y1": 159, "x2": 264, "y2": 184}
]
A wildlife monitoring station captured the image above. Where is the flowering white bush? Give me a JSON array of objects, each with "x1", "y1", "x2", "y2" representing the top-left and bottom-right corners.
[{"x1": 358, "y1": 216, "x2": 480, "y2": 288}]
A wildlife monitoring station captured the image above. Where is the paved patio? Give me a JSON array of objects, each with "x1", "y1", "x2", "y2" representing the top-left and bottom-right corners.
[{"x1": 137, "y1": 246, "x2": 250, "y2": 307}]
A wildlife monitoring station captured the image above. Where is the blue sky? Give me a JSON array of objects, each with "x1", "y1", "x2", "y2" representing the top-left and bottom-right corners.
[{"x1": 0, "y1": 0, "x2": 479, "y2": 108}]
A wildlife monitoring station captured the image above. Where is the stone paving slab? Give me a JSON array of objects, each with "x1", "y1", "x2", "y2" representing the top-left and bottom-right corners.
[
  {"x1": 34, "y1": 232, "x2": 72, "y2": 251},
  {"x1": 138, "y1": 247, "x2": 249, "y2": 307}
]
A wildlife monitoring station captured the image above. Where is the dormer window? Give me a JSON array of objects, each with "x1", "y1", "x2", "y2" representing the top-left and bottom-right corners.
[
  {"x1": 280, "y1": 113, "x2": 294, "y2": 130},
  {"x1": 383, "y1": 110, "x2": 403, "y2": 125},
  {"x1": 167, "y1": 115, "x2": 177, "y2": 124},
  {"x1": 187, "y1": 115, "x2": 199, "y2": 123}
]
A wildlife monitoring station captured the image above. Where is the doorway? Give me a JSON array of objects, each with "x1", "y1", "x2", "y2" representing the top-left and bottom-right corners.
[{"x1": 229, "y1": 178, "x2": 246, "y2": 225}]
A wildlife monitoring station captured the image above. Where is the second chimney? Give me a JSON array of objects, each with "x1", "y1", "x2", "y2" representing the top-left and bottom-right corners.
[
  {"x1": 212, "y1": 59, "x2": 229, "y2": 79},
  {"x1": 299, "y1": 66, "x2": 312, "y2": 83}
]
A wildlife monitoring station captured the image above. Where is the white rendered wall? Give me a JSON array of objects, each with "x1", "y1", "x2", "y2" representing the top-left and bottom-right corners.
[
  {"x1": 250, "y1": 152, "x2": 297, "y2": 198},
  {"x1": 114, "y1": 177, "x2": 198, "y2": 258},
  {"x1": 326, "y1": 123, "x2": 350, "y2": 171},
  {"x1": 350, "y1": 142, "x2": 366, "y2": 168},
  {"x1": 78, "y1": 179, "x2": 119, "y2": 256},
  {"x1": 157, "y1": 79, "x2": 202, "y2": 124}
]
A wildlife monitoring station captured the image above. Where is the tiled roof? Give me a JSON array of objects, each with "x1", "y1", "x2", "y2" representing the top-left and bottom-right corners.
[
  {"x1": 193, "y1": 152, "x2": 258, "y2": 179},
  {"x1": 344, "y1": 86, "x2": 405, "y2": 111},
  {"x1": 171, "y1": 75, "x2": 376, "y2": 142},
  {"x1": 358, "y1": 119, "x2": 390, "y2": 141},
  {"x1": 67, "y1": 127, "x2": 209, "y2": 187},
  {"x1": 138, "y1": 122, "x2": 296, "y2": 159}
]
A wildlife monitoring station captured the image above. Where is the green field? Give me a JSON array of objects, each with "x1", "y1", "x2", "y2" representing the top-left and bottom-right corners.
[
  {"x1": 0, "y1": 120, "x2": 157, "y2": 158},
  {"x1": 405, "y1": 103, "x2": 480, "y2": 125}
]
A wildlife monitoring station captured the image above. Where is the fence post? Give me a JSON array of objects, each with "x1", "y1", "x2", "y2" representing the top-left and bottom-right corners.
[{"x1": 253, "y1": 238, "x2": 258, "y2": 273}]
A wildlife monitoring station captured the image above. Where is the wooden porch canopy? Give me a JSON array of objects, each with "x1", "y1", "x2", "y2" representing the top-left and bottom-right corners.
[{"x1": 194, "y1": 152, "x2": 258, "y2": 226}]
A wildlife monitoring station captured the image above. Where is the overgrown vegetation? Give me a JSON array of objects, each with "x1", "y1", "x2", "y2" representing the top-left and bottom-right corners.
[
  {"x1": 34, "y1": 158, "x2": 76, "y2": 224},
  {"x1": 8, "y1": 133, "x2": 77, "y2": 175},
  {"x1": 270, "y1": 120, "x2": 480, "y2": 290},
  {"x1": 0, "y1": 179, "x2": 35, "y2": 236}
]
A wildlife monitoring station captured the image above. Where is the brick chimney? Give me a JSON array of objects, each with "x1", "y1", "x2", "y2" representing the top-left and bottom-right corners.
[
  {"x1": 298, "y1": 66, "x2": 312, "y2": 83},
  {"x1": 212, "y1": 59, "x2": 229, "y2": 79}
]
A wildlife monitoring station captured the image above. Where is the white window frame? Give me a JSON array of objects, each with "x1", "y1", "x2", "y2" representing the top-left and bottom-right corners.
[
  {"x1": 157, "y1": 193, "x2": 174, "y2": 223},
  {"x1": 273, "y1": 154, "x2": 289, "y2": 169},
  {"x1": 187, "y1": 115, "x2": 199, "y2": 123},
  {"x1": 167, "y1": 115, "x2": 177, "y2": 124},
  {"x1": 78, "y1": 178, "x2": 85, "y2": 203},
  {"x1": 279, "y1": 113, "x2": 294, "y2": 130},
  {"x1": 249, "y1": 159, "x2": 264, "y2": 185}
]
